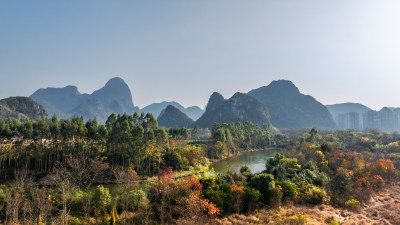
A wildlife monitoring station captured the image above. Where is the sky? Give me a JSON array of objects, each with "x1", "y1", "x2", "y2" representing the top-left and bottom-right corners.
[{"x1": 1, "y1": 1, "x2": 399, "y2": 110}]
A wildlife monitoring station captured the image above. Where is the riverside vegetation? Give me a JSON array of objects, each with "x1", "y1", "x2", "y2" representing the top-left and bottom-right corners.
[{"x1": 0, "y1": 113, "x2": 399, "y2": 224}]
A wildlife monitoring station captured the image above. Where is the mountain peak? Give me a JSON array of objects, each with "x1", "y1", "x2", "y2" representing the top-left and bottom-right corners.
[
  {"x1": 248, "y1": 80, "x2": 335, "y2": 129},
  {"x1": 209, "y1": 92, "x2": 225, "y2": 102},
  {"x1": 268, "y1": 80, "x2": 300, "y2": 93},
  {"x1": 158, "y1": 105, "x2": 194, "y2": 128},
  {"x1": 104, "y1": 77, "x2": 128, "y2": 88},
  {"x1": 205, "y1": 92, "x2": 225, "y2": 112},
  {"x1": 64, "y1": 85, "x2": 79, "y2": 91}
]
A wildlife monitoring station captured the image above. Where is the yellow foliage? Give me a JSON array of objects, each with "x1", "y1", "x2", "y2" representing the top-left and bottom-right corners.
[
  {"x1": 388, "y1": 142, "x2": 399, "y2": 148},
  {"x1": 314, "y1": 150, "x2": 325, "y2": 162}
]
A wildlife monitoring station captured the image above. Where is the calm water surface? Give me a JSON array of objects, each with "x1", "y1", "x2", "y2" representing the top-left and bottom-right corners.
[{"x1": 210, "y1": 148, "x2": 282, "y2": 174}]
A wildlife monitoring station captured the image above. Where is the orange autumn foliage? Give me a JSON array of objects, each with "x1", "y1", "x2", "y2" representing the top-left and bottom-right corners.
[{"x1": 175, "y1": 193, "x2": 220, "y2": 217}]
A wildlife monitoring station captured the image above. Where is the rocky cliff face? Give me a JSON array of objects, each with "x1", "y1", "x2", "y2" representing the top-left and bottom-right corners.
[
  {"x1": 30, "y1": 77, "x2": 138, "y2": 121},
  {"x1": 0, "y1": 97, "x2": 47, "y2": 120},
  {"x1": 248, "y1": 80, "x2": 336, "y2": 129},
  {"x1": 157, "y1": 105, "x2": 194, "y2": 128},
  {"x1": 194, "y1": 92, "x2": 271, "y2": 128}
]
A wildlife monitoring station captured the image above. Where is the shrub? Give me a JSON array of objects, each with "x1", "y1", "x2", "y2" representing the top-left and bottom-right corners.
[
  {"x1": 92, "y1": 185, "x2": 111, "y2": 214},
  {"x1": 329, "y1": 172, "x2": 353, "y2": 197},
  {"x1": 249, "y1": 173, "x2": 275, "y2": 190},
  {"x1": 240, "y1": 165, "x2": 252, "y2": 177},
  {"x1": 163, "y1": 149, "x2": 182, "y2": 170},
  {"x1": 268, "y1": 187, "x2": 282, "y2": 208},
  {"x1": 249, "y1": 173, "x2": 275, "y2": 204},
  {"x1": 129, "y1": 188, "x2": 146, "y2": 210},
  {"x1": 330, "y1": 221, "x2": 340, "y2": 225},
  {"x1": 305, "y1": 186, "x2": 328, "y2": 204},
  {"x1": 68, "y1": 217, "x2": 83, "y2": 225},
  {"x1": 371, "y1": 175, "x2": 385, "y2": 188},
  {"x1": 244, "y1": 187, "x2": 262, "y2": 212},
  {"x1": 215, "y1": 173, "x2": 235, "y2": 185},
  {"x1": 345, "y1": 199, "x2": 360, "y2": 209},
  {"x1": 285, "y1": 212, "x2": 308, "y2": 225},
  {"x1": 314, "y1": 172, "x2": 329, "y2": 186},
  {"x1": 278, "y1": 180, "x2": 298, "y2": 200},
  {"x1": 227, "y1": 170, "x2": 247, "y2": 186},
  {"x1": 202, "y1": 183, "x2": 235, "y2": 215},
  {"x1": 69, "y1": 189, "x2": 92, "y2": 216}
]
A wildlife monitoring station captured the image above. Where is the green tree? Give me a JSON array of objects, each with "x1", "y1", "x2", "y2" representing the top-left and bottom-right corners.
[{"x1": 191, "y1": 125, "x2": 200, "y2": 140}]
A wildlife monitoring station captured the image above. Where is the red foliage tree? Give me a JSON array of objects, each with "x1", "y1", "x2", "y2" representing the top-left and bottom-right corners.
[
  {"x1": 370, "y1": 175, "x2": 385, "y2": 188},
  {"x1": 175, "y1": 193, "x2": 220, "y2": 218}
]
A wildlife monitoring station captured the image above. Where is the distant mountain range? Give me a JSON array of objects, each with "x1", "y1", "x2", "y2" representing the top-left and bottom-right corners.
[
  {"x1": 194, "y1": 92, "x2": 271, "y2": 128},
  {"x1": 157, "y1": 105, "x2": 194, "y2": 128},
  {"x1": 159, "y1": 81, "x2": 336, "y2": 129},
  {"x1": 26, "y1": 78, "x2": 338, "y2": 129},
  {"x1": 30, "y1": 77, "x2": 204, "y2": 123},
  {"x1": 326, "y1": 103, "x2": 400, "y2": 132},
  {"x1": 248, "y1": 80, "x2": 336, "y2": 129},
  {"x1": 140, "y1": 101, "x2": 204, "y2": 121},
  {"x1": 0, "y1": 97, "x2": 47, "y2": 121},
  {"x1": 3, "y1": 77, "x2": 397, "y2": 131},
  {"x1": 30, "y1": 77, "x2": 139, "y2": 122},
  {"x1": 326, "y1": 103, "x2": 372, "y2": 119}
]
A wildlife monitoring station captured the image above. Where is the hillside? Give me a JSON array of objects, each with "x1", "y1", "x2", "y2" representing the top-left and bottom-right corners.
[
  {"x1": 157, "y1": 105, "x2": 194, "y2": 128},
  {"x1": 216, "y1": 184, "x2": 400, "y2": 224},
  {"x1": 248, "y1": 80, "x2": 336, "y2": 129},
  {"x1": 0, "y1": 97, "x2": 47, "y2": 120},
  {"x1": 194, "y1": 92, "x2": 271, "y2": 128}
]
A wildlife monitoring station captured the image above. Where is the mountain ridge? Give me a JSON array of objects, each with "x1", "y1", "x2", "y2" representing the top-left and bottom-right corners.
[{"x1": 140, "y1": 101, "x2": 204, "y2": 121}]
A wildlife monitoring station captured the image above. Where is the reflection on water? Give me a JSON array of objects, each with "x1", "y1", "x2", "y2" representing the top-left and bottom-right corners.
[{"x1": 210, "y1": 149, "x2": 281, "y2": 174}]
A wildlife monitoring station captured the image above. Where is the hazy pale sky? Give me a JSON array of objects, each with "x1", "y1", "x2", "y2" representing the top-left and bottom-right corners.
[{"x1": 1, "y1": 0, "x2": 399, "y2": 110}]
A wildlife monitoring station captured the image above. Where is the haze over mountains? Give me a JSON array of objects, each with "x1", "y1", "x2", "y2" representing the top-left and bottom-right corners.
[
  {"x1": 0, "y1": 76, "x2": 394, "y2": 132},
  {"x1": 326, "y1": 103, "x2": 400, "y2": 132},
  {"x1": 31, "y1": 77, "x2": 138, "y2": 122},
  {"x1": 26, "y1": 77, "x2": 352, "y2": 130},
  {"x1": 326, "y1": 103, "x2": 372, "y2": 119},
  {"x1": 140, "y1": 102, "x2": 204, "y2": 121}
]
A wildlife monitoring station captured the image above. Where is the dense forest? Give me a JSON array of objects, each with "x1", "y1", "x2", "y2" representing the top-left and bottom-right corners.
[{"x1": 0, "y1": 113, "x2": 399, "y2": 224}]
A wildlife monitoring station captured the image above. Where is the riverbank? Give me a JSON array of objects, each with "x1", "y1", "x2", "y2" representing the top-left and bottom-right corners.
[
  {"x1": 209, "y1": 147, "x2": 282, "y2": 164},
  {"x1": 210, "y1": 148, "x2": 282, "y2": 174}
]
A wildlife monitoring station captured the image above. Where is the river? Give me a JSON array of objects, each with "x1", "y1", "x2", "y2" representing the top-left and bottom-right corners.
[{"x1": 210, "y1": 148, "x2": 282, "y2": 174}]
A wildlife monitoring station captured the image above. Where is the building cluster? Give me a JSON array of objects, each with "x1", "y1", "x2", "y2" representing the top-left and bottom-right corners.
[{"x1": 334, "y1": 107, "x2": 400, "y2": 132}]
